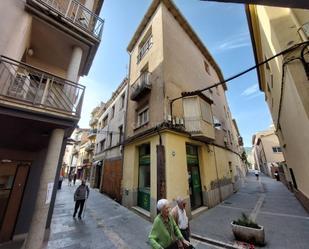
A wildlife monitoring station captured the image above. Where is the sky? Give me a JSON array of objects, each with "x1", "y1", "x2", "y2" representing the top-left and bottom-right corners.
[{"x1": 78, "y1": 0, "x2": 273, "y2": 147}]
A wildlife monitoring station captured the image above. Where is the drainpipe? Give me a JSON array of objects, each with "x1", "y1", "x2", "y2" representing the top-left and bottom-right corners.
[{"x1": 212, "y1": 145, "x2": 222, "y2": 203}]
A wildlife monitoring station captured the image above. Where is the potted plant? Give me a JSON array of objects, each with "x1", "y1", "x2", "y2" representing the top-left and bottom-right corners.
[{"x1": 231, "y1": 213, "x2": 265, "y2": 246}]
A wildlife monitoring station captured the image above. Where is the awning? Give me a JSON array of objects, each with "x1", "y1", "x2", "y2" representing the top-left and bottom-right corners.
[{"x1": 93, "y1": 160, "x2": 103, "y2": 167}]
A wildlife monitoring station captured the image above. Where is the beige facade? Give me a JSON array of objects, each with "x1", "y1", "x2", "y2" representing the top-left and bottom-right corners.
[
  {"x1": 91, "y1": 79, "x2": 128, "y2": 202},
  {"x1": 0, "y1": 0, "x2": 103, "y2": 245},
  {"x1": 252, "y1": 128, "x2": 285, "y2": 176},
  {"x1": 247, "y1": 5, "x2": 309, "y2": 211},
  {"x1": 122, "y1": 0, "x2": 246, "y2": 219}
]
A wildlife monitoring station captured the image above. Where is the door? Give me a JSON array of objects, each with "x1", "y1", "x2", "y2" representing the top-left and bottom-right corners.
[
  {"x1": 186, "y1": 144, "x2": 202, "y2": 210},
  {"x1": 138, "y1": 144, "x2": 150, "y2": 211},
  {"x1": 0, "y1": 163, "x2": 29, "y2": 242}
]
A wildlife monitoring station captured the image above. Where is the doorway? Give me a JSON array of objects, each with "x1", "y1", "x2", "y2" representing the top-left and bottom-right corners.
[
  {"x1": 0, "y1": 162, "x2": 29, "y2": 242},
  {"x1": 137, "y1": 144, "x2": 150, "y2": 211},
  {"x1": 186, "y1": 144, "x2": 202, "y2": 210}
]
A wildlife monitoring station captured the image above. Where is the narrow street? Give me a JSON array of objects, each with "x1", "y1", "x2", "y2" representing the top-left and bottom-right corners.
[
  {"x1": 42, "y1": 180, "x2": 220, "y2": 249},
  {"x1": 191, "y1": 172, "x2": 309, "y2": 249}
]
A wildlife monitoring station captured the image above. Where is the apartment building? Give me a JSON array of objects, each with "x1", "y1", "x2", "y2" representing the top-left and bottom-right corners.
[
  {"x1": 0, "y1": 0, "x2": 104, "y2": 246},
  {"x1": 247, "y1": 5, "x2": 309, "y2": 211},
  {"x1": 92, "y1": 78, "x2": 128, "y2": 202},
  {"x1": 122, "y1": 0, "x2": 246, "y2": 220},
  {"x1": 252, "y1": 128, "x2": 285, "y2": 176}
]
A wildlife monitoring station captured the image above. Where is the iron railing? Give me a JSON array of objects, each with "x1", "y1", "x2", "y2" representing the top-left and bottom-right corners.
[
  {"x1": 130, "y1": 72, "x2": 151, "y2": 101},
  {"x1": 28, "y1": 0, "x2": 104, "y2": 39},
  {"x1": 0, "y1": 55, "x2": 85, "y2": 118}
]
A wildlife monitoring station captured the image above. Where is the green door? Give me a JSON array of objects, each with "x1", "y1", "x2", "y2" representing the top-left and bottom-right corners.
[
  {"x1": 186, "y1": 144, "x2": 202, "y2": 209},
  {"x1": 138, "y1": 144, "x2": 150, "y2": 211}
]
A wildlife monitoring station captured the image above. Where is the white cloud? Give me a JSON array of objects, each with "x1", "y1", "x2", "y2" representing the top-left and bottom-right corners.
[
  {"x1": 241, "y1": 84, "x2": 259, "y2": 96},
  {"x1": 213, "y1": 32, "x2": 251, "y2": 53}
]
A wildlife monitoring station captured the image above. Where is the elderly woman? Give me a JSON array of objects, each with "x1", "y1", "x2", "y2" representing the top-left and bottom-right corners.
[{"x1": 149, "y1": 199, "x2": 191, "y2": 249}]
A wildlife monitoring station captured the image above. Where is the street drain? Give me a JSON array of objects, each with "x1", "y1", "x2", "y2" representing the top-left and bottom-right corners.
[{"x1": 224, "y1": 201, "x2": 232, "y2": 205}]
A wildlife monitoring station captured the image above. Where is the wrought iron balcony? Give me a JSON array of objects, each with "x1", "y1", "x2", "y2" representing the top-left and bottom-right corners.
[
  {"x1": 130, "y1": 72, "x2": 151, "y2": 101},
  {"x1": 0, "y1": 55, "x2": 85, "y2": 119},
  {"x1": 88, "y1": 129, "x2": 97, "y2": 138},
  {"x1": 27, "y1": 0, "x2": 104, "y2": 39}
]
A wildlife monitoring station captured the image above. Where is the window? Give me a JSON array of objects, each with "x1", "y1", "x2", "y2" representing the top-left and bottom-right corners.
[
  {"x1": 109, "y1": 133, "x2": 113, "y2": 147},
  {"x1": 102, "y1": 115, "x2": 108, "y2": 128},
  {"x1": 121, "y1": 93, "x2": 125, "y2": 109},
  {"x1": 272, "y1": 147, "x2": 282, "y2": 153},
  {"x1": 111, "y1": 106, "x2": 115, "y2": 119},
  {"x1": 204, "y1": 61, "x2": 210, "y2": 75},
  {"x1": 137, "y1": 29, "x2": 153, "y2": 63},
  {"x1": 137, "y1": 106, "x2": 149, "y2": 127},
  {"x1": 100, "y1": 139, "x2": 105, "y2": 152},
  {"x1": 119, "y1": 125, "x2": 123, "y2": 143}
]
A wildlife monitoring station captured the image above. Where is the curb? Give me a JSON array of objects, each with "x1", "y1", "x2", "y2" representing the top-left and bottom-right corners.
[{"x1": 191, "y1": 233, "x2": 241, "y2": 249}]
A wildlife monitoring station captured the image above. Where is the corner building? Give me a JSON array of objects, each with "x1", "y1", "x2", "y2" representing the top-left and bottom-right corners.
[
  {"x1": 122, "y1": 0, "x2": 246, "y2": 220},
  {"x1": 0, "y1": 0, "x2": 103, "y2": 246}
]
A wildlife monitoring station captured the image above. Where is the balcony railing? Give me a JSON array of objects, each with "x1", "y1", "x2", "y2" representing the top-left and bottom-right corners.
[
  {"x1": 0, "y1": 56, "x2": 85, "y2": 118},
  {"x1": 88, "y1": 129, "x2": 97, "y2": 138},
  {"x1": 130, "y1": 72, "x2": 151, "y2": 101},
  {"x1": 85, "y1": 142, "x2": 95, "y2": 151},
  {"x1": 28, "y1": 0, "x2": 104, "y2": 39}
]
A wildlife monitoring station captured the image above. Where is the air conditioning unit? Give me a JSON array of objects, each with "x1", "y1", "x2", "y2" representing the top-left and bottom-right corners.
[{"x1": 8, "y1": 72, "x2": 30, "y2": 99}]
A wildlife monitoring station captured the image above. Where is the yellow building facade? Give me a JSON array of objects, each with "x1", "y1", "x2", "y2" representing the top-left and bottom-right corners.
[
  {"x1": 247, "y1": 5, "x2": 309, "y2": 211},
  {"x1": 122, "y1": 0, "x2": 246, "y2": 219}
]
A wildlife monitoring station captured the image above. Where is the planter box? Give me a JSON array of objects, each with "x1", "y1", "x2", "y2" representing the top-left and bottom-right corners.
[{"x1": 231, "y1": 222, "x2": 265, "y2": 246}]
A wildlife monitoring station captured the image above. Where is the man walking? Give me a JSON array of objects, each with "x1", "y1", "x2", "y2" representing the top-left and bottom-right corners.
[
  {"x1": 171, "y1": 197, "x2": 190, "y2": 241},
  {"x1": 73, "y1": 180, "x2": 89, "y2": 219}
]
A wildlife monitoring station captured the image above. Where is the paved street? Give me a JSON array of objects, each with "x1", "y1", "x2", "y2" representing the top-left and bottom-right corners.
[
  {"x1": 42, "y1": 180, "x2": 219, "y2": 249},
  {"x1": 2, "y1": 173, "x2": 308, "y2": 249},
  {"x1": 191, "y1": 172, "x2": 309, "y2": 249}
]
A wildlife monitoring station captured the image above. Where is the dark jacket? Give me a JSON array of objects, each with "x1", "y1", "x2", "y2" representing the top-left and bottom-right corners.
[{"x1": 74, "y1": 185, "x2": 89, "y2": 201}]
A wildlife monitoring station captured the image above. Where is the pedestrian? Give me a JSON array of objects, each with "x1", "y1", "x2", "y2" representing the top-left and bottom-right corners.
[
  {"x1": 254, "y1": 169, "x2": 259, "y2": 180},
  {"x1": 274, "y1": 171, "x2": 280, "y2": 181},
  {"x1": 68, "y1": 174, "x2": 72, "y2": 186},
  {"x1": 58, "y1": 175, "x2": 63, "y2": 190},
  {"x1": 73, "y1": 173, "x2": 77, "y2": 185},
  {"x1": 149, "y1": 199, "x2": 192, "y2": 249},
  {"x1": 171, "y1": 197, "x2": 190, "y2": 242},
  {"x1": 73, "y1": 180, "x2": 89, "y2": 219}
]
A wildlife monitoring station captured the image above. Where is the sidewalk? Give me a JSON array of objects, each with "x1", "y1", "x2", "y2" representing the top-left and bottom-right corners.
[
  {"x1": 0, "y1": 179, "x2": 219, "y2": 249},
  {"x1": 191, "y1": 172, "x2": 309, "y2": 249}
]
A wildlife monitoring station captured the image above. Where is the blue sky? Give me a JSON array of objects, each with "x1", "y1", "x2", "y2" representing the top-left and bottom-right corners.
[{"x1": 78, "y1": 0, "x2": 272, "y2": 147}]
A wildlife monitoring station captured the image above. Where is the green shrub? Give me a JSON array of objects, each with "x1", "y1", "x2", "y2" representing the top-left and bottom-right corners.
[{"x1": 233, "y1": 213, "x2": 260, "y2": 229}]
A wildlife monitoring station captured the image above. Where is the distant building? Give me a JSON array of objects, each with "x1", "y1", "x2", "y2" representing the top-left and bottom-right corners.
[
  {"x1": 247, "y1": 4, "x2": 309, "y2": 211},
  {"x1": 92, "y1": 78, "x2": 128, "y2": 202},
  {"x1": 252, "y1": 128, "x2": 285, "y2": 176},
  {"x1": 122, "y1": 0, "x2": 246, "y2": 220},
  {"x1": 0, "y1": 0, "x2": 104, "y2": 245}
]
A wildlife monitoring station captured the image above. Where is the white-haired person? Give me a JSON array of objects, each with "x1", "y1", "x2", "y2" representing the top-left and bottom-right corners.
[
  {"x1": 171, "y1": 197, "x2": 190, "y2": 241},
  {"x1": 149, "y1": 199, "x2": 191, "y2": 249}
]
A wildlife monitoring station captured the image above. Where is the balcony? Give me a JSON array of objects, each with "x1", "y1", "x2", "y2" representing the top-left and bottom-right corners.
[
  {"x1": 88, "y1": 129, "x2": 97, "y2": 139},
  {"x1": 184, "y1": 117, "x2": 215, "y2": 142},
  {"x1": 26, "y1": 0, "x2": 104, "y2": 40},
  {"x1": 89, "y1": 116, "x2": 98, "y2": 126},
  {"x1": 183, "y1": 95, "x2": 215, "y2": 142},
  {"x1": 0, "y1": 56, "x2": 85, "y2": 119},
  {"x1": 130, "y1": 72, "x2": 151, "y2": 101},
  {"x1": 85, "y1": 142, "x2": 95, "y2": 151}
]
